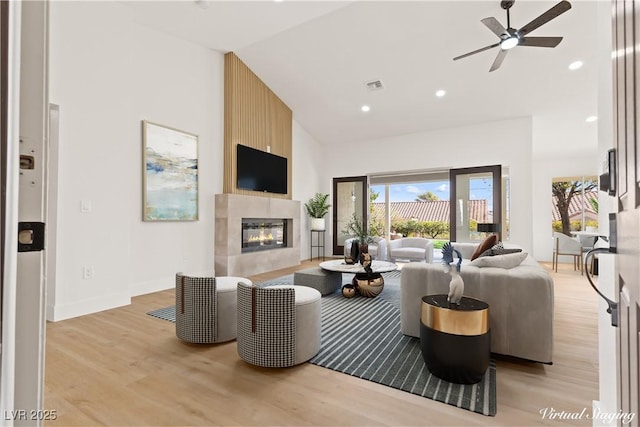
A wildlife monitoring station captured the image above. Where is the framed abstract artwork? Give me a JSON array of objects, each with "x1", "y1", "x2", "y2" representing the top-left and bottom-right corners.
[{"x1": 142, "y1": 120, "x2": 198, "y2": 221}]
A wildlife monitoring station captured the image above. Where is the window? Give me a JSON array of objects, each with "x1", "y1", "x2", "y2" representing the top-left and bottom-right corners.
[
  {"x1": 370, "y1": 180, "x2": 451, "y2": 240},
  {"x1": 370, "y1": 167, "x2": 509, "y2": 244},
  {"x1": 551, "y1": 176, "x2": 598, "y2": 235}
]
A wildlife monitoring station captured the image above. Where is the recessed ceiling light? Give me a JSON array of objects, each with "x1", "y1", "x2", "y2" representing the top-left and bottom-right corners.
[
  {"x1": 569, "y1": 61, "x2": 583, "y2": 70},
  {"x1": 435, "y1": 90, "x2": 446, "y2": 98},
  {"x1": 361, "y1": 105, "x2": 371, "y2": 112},
  {"x1": 586, "y1": 116, "x2": 598, "y2": 123}
]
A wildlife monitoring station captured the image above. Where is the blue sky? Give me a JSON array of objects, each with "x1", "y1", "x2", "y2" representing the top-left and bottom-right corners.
[{"x1": 371, "y1": 179, "x2": 493, "y2": 204}]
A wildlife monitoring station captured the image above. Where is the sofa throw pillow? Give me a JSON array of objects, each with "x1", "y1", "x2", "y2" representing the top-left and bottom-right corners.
[
  {"x1": 470, "y1": 251, "x2": 528, "y2": 269},
  {"x1": 478, "y1": 241, "x2": 503, "y2": 257},
  {"x1": 479, "y1": 241, "x2": 523, "y2": 258},
  {"x1": 470, "y1": 234, "x2": 499, "y2": 260}
]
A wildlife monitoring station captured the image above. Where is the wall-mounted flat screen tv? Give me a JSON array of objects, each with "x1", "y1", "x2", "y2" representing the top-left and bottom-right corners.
[{"x1": 237, "y1": 144, "x2": 288, "y2": 194}]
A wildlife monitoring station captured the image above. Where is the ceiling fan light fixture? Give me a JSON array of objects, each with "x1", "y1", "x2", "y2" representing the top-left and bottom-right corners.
[
  {"x1": 500, "y1": 36, "x2": 519, "y2": 50},
  {"x1": 454, "y1": 0, "x2": 571, "y2": 71}
]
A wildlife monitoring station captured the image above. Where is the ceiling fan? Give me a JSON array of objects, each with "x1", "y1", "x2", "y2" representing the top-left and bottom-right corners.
[{"x1": 453, "y1": 0, "x2": 572, "y2": 72}]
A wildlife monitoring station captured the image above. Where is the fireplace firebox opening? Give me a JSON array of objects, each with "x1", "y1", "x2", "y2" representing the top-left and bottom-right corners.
[{"x1": 241, "y1": 218, "x2": 287, "y2": 253}]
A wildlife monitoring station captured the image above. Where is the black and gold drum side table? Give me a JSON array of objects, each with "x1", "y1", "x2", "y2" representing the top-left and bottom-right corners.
[{"x1": 420, "y1": 294, "x2": 490, "y2": 384}]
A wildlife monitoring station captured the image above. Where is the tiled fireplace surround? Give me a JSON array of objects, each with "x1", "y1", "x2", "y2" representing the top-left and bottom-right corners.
[{"x1": 214, "y1": 194, "x2": 301, "y2": 277}]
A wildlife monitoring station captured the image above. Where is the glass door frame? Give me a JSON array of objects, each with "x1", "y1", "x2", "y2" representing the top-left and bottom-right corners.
[
  {"x1": 332, "y1": 176, "x2": 368, "y2": 255},
  {"x1": 449, "y1": 165, "x2": 502, "y2": 242}
]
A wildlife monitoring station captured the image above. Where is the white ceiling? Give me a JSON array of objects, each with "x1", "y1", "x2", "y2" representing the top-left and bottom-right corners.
[{"x1": 126, "y1": 0, "x2": 605, "y2": 155}]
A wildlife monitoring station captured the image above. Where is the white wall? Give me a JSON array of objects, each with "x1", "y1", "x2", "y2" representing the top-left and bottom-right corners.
[
  {"x1": 292, "y1": 119, "x2": 326, "y2": 260},
  {"x1": 321, "y1": 117, "x2": 534, "y2": 254},
  {"x1": 531, "y1": 152, "x2": 598, "y2": 261},
  {"x1": 323, "y1": 117, "x2": 602, "y2": 260},
  {"x1": 596, "y1": 0, "x2": 616, "y2": 241},
  {"x1": 594, "y1": 1, "x2": 618, "y2": 420},
  {"x1": 48, "y1": 2, "x2": 223, "y2": 320},
  {"x1": 46, "y1": 1, "x2": 602, "y2": 320},
  {"x1": 48, "y1": 2, "x2": 325, "y2": 320}
]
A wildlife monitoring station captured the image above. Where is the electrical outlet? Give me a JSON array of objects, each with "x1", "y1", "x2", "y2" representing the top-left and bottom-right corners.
[
  {"x1": 81, "y1": 199, "x2": 92, "y2": 213},
  {"x1": 82, "y1": 266, "x2": 94, "y2": 280}
]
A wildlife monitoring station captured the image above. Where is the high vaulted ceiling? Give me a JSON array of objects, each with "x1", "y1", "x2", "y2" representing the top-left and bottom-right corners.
[{"x1": 125, "y1": 1, "x2": 607, "y2": 156}]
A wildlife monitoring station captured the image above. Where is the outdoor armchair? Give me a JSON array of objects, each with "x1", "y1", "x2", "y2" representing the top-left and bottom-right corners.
[{"x1": 552, "y1": 232, "x2": 583, "y2": 274}]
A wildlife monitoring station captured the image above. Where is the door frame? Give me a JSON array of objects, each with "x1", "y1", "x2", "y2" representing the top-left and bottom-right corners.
[
  {"x1": 12, "y1": 0, "x2": 48, "y2": 418},
  {"x1": 449, "y1": 165, "x2": 502, "y2": 242},
  {"x1": 332, "y1": 176, "x2": 368, "y2": 255},
  {"x1": 0, "y1": 0, "x2": 19, "y2": 414}
]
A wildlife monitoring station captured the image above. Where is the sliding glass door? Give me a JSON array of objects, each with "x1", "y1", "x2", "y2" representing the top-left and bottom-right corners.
[{"x1": 449, "y1": 165, "x2": 502, "y2": 242}]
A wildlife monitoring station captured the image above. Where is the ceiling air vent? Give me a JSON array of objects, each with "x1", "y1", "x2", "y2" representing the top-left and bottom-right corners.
[{"x1": 365, "y1": 80, "x2": 384, "y2": 91}]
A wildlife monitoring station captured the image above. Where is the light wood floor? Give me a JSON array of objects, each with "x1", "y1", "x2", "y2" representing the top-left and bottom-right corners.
[{"x1": 44, "y1": 259, "x2": 599, "y2": 426}]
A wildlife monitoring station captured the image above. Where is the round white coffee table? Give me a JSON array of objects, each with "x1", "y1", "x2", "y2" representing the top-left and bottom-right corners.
[
  {"x1": 319, "y1": 259, "x2": 398, "y2": 298},
  {"x1": 319, "y1": 259, "x2": 398, "y2": 274}
]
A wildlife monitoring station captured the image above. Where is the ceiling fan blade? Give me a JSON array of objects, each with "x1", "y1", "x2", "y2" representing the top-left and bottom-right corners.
[
  {"x1": 453, "y1": 42, "x2": 500, "y2": 61},
  {"x1": 519, "y1": 36, "x2": 563, "y2": 48},
  {"x1": 519, "y1": 0, "x2": 572, "y2": 36},
  {"x1": 481, "y1": 17, "x2": 507, "y2": 37},
  {"x1": 489, "y1": 49, "x2": 508, "y2": 72}
]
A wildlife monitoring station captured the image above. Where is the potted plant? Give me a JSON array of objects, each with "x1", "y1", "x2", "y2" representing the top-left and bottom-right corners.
[
  {"x1": 304, "y1": 192, "x2": 331, "y2": 231},
  {"x1": 343, "y1": 213, "x2": 374, "y2": 251}
]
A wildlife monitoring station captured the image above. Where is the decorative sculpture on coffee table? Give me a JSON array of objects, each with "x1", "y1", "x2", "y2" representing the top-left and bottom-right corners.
[
  {"x1": 341, "y1": 284, "x2": 357, "y2": 298},
  {"x1": 344, "y1": 239, "x2": 360, "y2": 265},
  {"x1": 352, "y1": 252, "x2": 383, "y2": 298},
  {"x1": 442, "y1": 242, "x2": 464, "y2": 306},
  {"x1": 343, "y1": 213, "x2": 372, "y2": 265},
  {"x1": 359, "y1": 251, "x2": 372, "y2": 272}
]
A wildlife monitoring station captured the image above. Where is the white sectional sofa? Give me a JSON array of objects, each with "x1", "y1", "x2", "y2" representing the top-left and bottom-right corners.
[{"x1": 400, "y1": 242, "x2": 554, "y2": 364}]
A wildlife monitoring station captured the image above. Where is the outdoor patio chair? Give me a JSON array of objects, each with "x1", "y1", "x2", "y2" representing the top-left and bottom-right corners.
[
  {"x1": 552, "y1": 232, "x2": 583, "y2": 274},
  {"x1": 344, "y1": 236, "x2": 388, "y2": 261},
  {"x1": 388, "y1": 237, "x2": 434, "y2": 263}
]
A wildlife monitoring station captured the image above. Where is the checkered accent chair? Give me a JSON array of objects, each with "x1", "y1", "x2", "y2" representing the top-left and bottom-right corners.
[
  {"x1": 175, "y1": 273, "x2": 251, "y2": 344},
  {"x1": 237, "y1": 282, "x2": 322, "y2": 367}
]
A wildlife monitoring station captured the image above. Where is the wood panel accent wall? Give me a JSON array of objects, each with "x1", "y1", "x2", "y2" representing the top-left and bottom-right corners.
[{"x1": 224, "y1": 52, "x2": 292, "y2": 199}]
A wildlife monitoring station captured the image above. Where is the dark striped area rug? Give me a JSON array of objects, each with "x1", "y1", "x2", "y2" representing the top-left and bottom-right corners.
[
  {"x1": 309, "y1": 290, "x2": 497, "y2": 417},
  {"x1": 147, "y1": 305, "x2": 176, "y2": 322},
  {"x1": 146, "y1": 271, "x2": 496, "y2": 416}
]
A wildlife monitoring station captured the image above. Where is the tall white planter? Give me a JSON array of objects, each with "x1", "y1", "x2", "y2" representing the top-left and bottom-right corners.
[{"x1": 311, "y1": 217, "x2": 325, "y2": 231}]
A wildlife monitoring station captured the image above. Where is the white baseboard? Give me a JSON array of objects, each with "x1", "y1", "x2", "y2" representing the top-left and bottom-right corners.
[
  {"x1": 592, "y1": 400, "x2": 604, "y2": 427},
  {"x1": 130, "y1": 278, "x2": 173, "y2": 297},
  {"x1": 47, "y1": 292, "x2": 131, "y2": 322},
  {"x1": 129, "y1": 271, "x2": 214, "y2": 297},
  {"x1": 46, "y1": 272, "x2": 215, "y2": 321},
  {"x1": 592, "y1": 400, "x2": 624, "y2": 427}
]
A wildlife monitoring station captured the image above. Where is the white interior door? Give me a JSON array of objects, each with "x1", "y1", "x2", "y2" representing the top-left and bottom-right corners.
[{"x1": 612, "y1": 0, "x2": 640, "y2": 422}]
